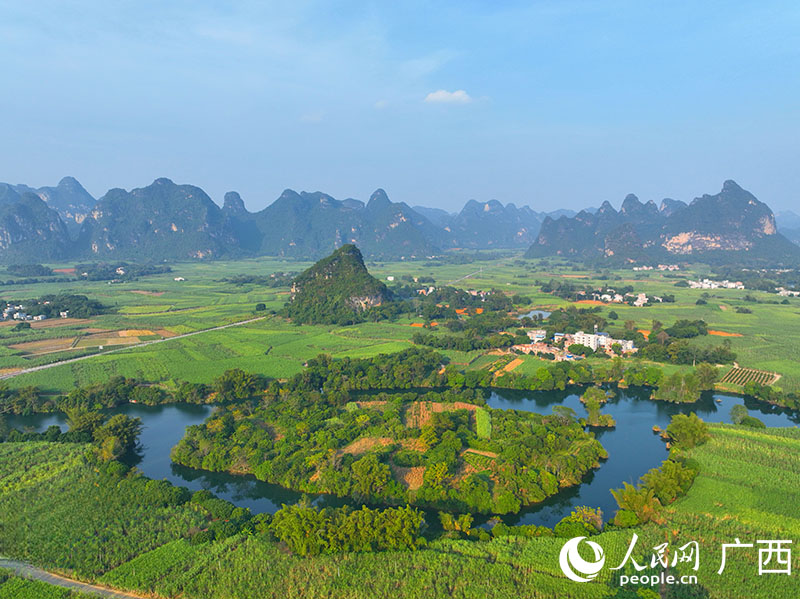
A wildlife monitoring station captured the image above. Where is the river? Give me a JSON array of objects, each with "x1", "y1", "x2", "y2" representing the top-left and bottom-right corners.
[{"x1": 8, "y1": 388, "x2": 798, "y2": 527}]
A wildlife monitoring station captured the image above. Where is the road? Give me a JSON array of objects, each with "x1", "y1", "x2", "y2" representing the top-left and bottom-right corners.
[
  {"x1": 0, "y1": 315, "x2": 266, "y2": 381},
  {"x1": 0, "y1": 557, "x2": 143, "y2": 598}
]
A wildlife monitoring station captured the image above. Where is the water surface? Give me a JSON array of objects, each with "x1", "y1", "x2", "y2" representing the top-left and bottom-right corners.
[{"x1": 9, "y1": 389, "x2": 797, "y2": 526}]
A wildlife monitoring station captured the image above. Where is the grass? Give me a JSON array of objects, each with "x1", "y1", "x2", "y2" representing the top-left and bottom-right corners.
[
  {"x1": 6, "y1": 317, "x2": 419, "y2": 391},
  {"x1": 619, "y1": 424, "x2": 800, "y2": 598},
  {"x1": 0, "y1": 443, "x2": 206, "y2": 578},
  {"x1": 3, "y1": 424, "x2": 800, "y2": 597},
  {"x1": 3, "y1": 255, "x2": 800, "y2": 396},
  {"x1": 475, "y1": 407, "x2": 491, "y2": 439},
  {"x1": 0, "y1": 573, "x2": 96, "y2": 598}
]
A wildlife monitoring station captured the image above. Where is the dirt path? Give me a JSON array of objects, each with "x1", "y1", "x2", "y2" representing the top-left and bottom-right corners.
[
  {"x1": 0, "y1": 316, "x2": 266, "y2": 381},
  {"x1": 0, "y1": 557, "x2": 143, "y2": 598}
]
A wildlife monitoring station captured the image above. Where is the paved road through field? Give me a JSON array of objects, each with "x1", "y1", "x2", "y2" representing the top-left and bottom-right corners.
[
  {"x1": 0, "y1": 315, "x2": 266, "y2": 381},
  {"x1": 0, "y1": 557, "x2": 143, "y2": 598}
]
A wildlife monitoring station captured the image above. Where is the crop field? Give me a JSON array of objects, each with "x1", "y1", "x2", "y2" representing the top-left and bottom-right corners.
[
  {"x1": 0, "y1": 573, "x2": 96, "y2": 598},
  {"x1": 2, "y1": 254, "x2": 800, "y2": 395},
  {"x1": 0, "y1": 443, "x2": 206, "y2": 578},
  {"x1": 636, "y1": 425, "x2": 800, "y2": 598},
  {"x1": 4, "y1": 424, "x2": 798, "y2": 597},
  {"x1": 5, "y1": 318, "x2": 420, "y2": 391},
  {"x1": 720, "y1": 366, "x2": 779, "y2": 387}
]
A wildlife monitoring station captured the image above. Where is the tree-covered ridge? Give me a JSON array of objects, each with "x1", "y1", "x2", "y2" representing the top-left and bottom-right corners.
[
  {"x1": 285, "y1": 244, "x2": 390, "y2": 324},
  {"x1": 528, "y1": 180, "x2": 800, "y2": 266},
  {"x1": 171, "y1": 387, "x2": 606, "y2": 514}
]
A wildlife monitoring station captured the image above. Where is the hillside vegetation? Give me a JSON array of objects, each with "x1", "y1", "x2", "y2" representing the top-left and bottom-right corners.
[{"x1": 285, "y1": 244, "x2": 390, "y2": 324}]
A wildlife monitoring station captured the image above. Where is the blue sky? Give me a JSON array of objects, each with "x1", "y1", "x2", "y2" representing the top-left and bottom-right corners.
[{"x1": 1, "y1": 1, "x2": 798, "y2": 212}]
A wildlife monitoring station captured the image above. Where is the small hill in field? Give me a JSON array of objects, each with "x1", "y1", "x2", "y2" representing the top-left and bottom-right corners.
[{"x1": 285, "y1": 244, "x2": 390, "y2": 324}]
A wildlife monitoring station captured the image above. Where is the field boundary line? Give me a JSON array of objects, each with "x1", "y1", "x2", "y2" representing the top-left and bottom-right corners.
[{"x1": 0, "y1": 316, "x2": 266, "y2": 381}]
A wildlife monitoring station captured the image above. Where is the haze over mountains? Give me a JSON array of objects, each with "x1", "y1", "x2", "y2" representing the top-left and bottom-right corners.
[
  {"x1": 0, "y1": 176, "x2": 797, "y2": 265},
  {"x1": 528, "y1": 180, "x2": 800, "y2": 265}
]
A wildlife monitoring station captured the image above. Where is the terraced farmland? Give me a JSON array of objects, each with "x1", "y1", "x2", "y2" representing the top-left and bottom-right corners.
[{"x1": 720, "y1": 366, "x2": 779, "y2": 386}]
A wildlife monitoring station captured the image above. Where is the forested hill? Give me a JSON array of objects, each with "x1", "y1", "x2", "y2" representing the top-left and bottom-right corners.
[
  {"x1": 527, "y1": 180, "x2": 800, "y2": 265},
  {"x1": 0, "y1": 177, "x2": 564, "y2": 262},
  {"x1": 285, "y1": 244, "x2": 390, "y2": 324},
  {"x1": 1, "y1": 176, "x2": 797, "y2": 265}
]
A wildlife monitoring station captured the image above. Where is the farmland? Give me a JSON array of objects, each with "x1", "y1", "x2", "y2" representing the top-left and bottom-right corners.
[
  {"x1": 640, "y1": 424, "x2": 800, "y2": 598},
  {"x1": 720, "y1": 366, "x2": 780, "y2": 387},
  {"x1": 2, "y1": 424, "x2": 798, "y2": 597},
  {"x1": 2, "y1": 254, "x2": 799, "y2": 397}
]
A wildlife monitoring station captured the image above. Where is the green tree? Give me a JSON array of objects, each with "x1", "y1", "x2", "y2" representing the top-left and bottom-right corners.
[
  {"x1": 350, "y1": 454, "x2": 392, "y2": 499},
  {"x1": 611, "y1": 482, "x2": 661, "y2": 525},
  {"x1": 666, "y1": 413, "x2": 710, "y2": 449},
  {"x1": 730, "y1": 404, "x2": 748, "y2": 425},
  {"x1": 65, "y1": 407, "x2": 104, "y2": 435},
  {"x1": 696, "y1": 363, "x2": 719, "y2": 389},
  {"x1": 93, "y1": 414, "x2": 143, "y2": 459}
]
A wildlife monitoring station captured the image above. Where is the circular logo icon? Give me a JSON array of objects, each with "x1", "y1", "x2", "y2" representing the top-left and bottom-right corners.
[{"x1": 559, "y1": 536, "x2": 606, "y2": 582}]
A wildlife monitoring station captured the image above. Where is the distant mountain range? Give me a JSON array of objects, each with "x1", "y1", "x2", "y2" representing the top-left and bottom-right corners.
[
  {"x1": 527, "y1": 180, "x2": 800, "y2": 265},
  {"x1": 0, "y1": 177, "x2": 571, "y2": 263},
  {"x1": 777, "y1": 210, "x2": 800, "y2": 246},
  {"x1": 0, "y1": 176, "x2": 796, "y2": 265}
]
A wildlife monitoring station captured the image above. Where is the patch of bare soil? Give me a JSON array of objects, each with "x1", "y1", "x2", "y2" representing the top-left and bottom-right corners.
[
  {"x1": 391, "y1": 465, "x2": 425, "y2": 490},
  {"x1": 340, "y1": 437, "x2": 395, "y2": 456}
]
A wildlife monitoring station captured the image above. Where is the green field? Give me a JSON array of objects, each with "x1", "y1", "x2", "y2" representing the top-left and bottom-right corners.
[
  {"x1": 2, "y1": 425, "x2": 799, "y2": 597},
  {"x1": 3, "y1": 255, "x2": 800, "y2": 395},
  {"x1": 0, "y1": 571, "x2": 97, "y2": 599}
]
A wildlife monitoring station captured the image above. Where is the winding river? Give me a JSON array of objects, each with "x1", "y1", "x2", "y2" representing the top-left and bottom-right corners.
[{"x1": 9, "y1": 388, "x2": 798, "y2": 527}]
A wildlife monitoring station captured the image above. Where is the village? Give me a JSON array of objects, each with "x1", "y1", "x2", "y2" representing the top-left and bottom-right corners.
[
  {"x1": 511, "y1": 326, "x2": 637, "y2": 362},
  {"x1": 687, "y1": 278, "x2": 745, "y2": 290},
  {"x1": 576, "y1": 288, "x2": 669, "y2": 307},
  {"x1": 1, "y1": 303, "x2": 69, "y2": 322}
]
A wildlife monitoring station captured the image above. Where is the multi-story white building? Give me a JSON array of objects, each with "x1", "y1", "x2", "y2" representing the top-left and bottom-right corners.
[{"x1": 572, "y1": 331, "x2": 635, "y2": 352}]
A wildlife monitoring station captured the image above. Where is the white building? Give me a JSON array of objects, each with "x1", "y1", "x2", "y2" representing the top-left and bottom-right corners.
[
  {"x1": 527, "y1": 329, "x2": 547, "y2": 342},
  {"x1": 688, "y1": 278, "x2": 744, "y2": 290},
  {"x1": 572, "y1": 331, "x2": 635, "y2": 352},
  {"x1": 777, "y1": 287, "x2": 800, "y2": 297},
  {"x1": 633, "y1": 293, "x2": 649, "y2": 307}
]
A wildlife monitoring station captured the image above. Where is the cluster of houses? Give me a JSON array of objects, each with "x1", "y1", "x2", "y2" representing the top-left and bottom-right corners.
[
  {"x1": 2, "y1": 304, "x2": 40, "y2": 321},
  {"x1": 777, "y1": 287, "x2": 800, "y2": 297},
  {"x1": 2, "y1": 303, "x2": 70, "y2": 322},
  {"x1": 512, "y1": 327, "x2": 637, "y2": 362},
  {"x1": 632, "y1": 264, "x2": 680, "y2": 271},
  {"x1": 581, "y1": 289, "x2": 664, "y2": 307},
  {"x1": 415, "y1": 286, "x2": 493, "y2": 299},
  {"x1": 688, "y1": 278, "x2": 745, "y2": 290}
]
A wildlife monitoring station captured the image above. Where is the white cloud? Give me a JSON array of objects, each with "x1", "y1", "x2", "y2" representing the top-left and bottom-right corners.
[{"x1": 424, "y1": 89, "x2": 472, "y2": 104}]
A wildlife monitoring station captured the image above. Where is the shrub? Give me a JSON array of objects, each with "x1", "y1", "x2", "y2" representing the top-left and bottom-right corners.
[
  {"x1": 190, "y1": 529, "x2": 215, "y2": 545},
  {"x1": 740, "y1": 415, "x2": 766, "y2": 429},
  {"x1": 613, "y1": 509, "x2": 640, "y2": 528}
]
